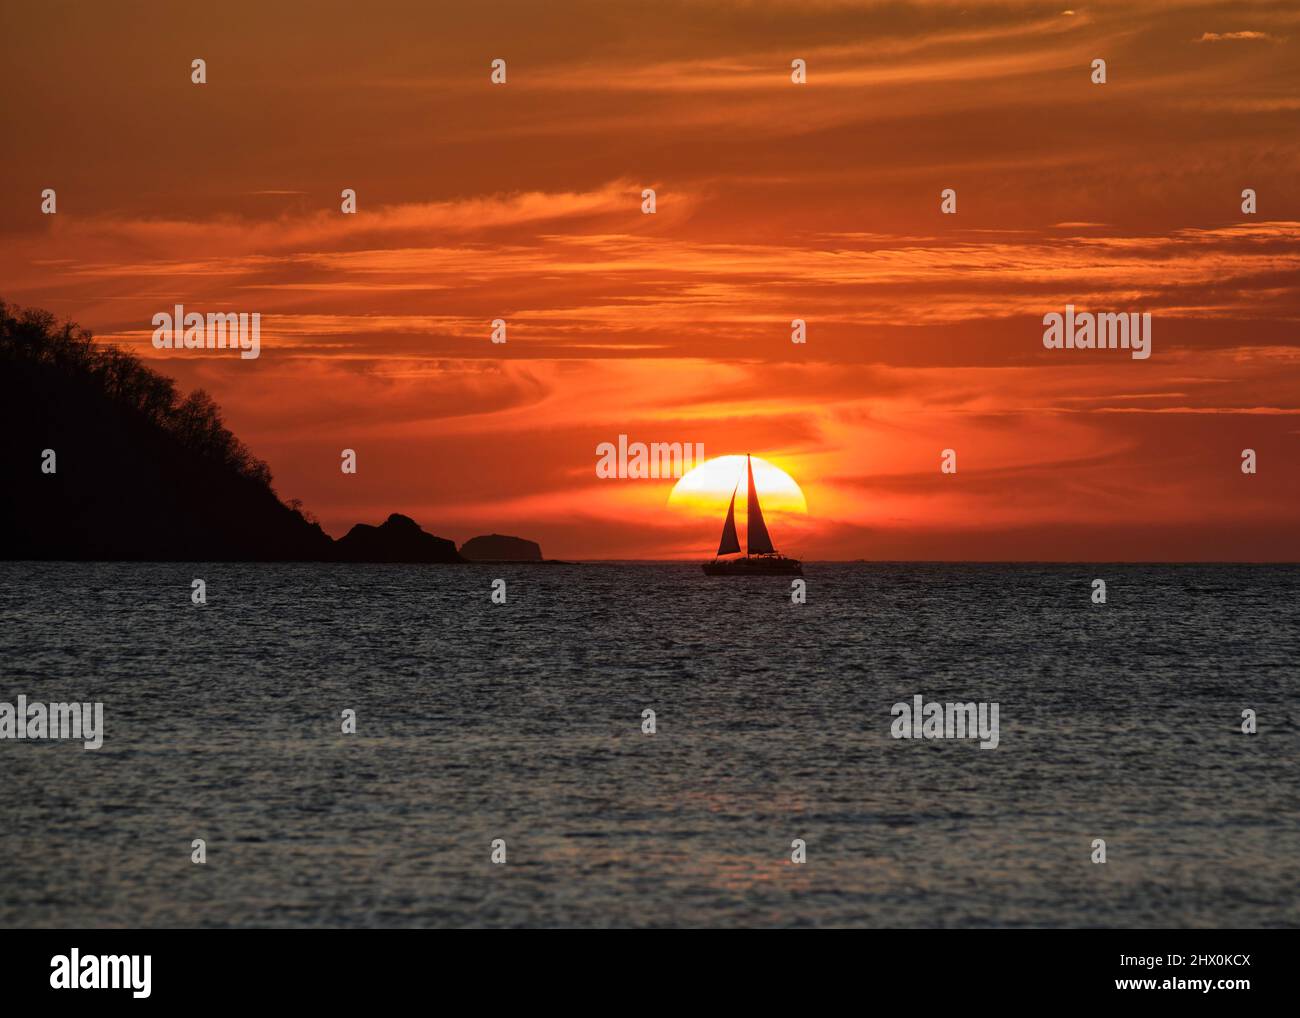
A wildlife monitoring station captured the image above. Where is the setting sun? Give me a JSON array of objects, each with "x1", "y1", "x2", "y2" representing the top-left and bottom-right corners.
[{"x1": 668, "y1": 455, "x2": 808, "y2": 515}]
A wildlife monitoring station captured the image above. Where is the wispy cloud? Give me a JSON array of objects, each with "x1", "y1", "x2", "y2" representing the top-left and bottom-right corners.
[{"x1": 1197, "y1": 31, "x2": 1281, "y2": 43}]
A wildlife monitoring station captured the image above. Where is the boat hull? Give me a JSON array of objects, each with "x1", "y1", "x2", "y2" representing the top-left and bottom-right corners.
[{"x1": 701, "y1": 556, "x2": 803, "y2": 577}]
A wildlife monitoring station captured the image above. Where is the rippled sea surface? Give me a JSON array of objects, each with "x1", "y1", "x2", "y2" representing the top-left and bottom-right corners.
[{"x1": 1, "y1": 562, "x2": 1297, "y2": 928}]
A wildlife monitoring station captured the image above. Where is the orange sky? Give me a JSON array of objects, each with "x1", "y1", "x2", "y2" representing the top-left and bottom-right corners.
[{"x1": 2, "y1": 0, "x2": 1298, "y2": 559}]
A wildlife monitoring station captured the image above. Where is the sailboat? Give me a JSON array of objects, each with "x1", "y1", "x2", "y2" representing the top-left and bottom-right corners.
[{"x1": 701, "y1": 454, "x2": 803, "y2": 576}]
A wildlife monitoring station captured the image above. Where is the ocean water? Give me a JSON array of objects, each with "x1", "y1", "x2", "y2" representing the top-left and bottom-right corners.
[{"x1": 0, "y1": 562, "x2": 1297, "y2": 929}]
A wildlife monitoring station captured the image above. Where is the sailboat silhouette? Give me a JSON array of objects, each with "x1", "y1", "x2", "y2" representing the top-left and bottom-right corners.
[{"x1": 701, "y1": 454, "x2": 803, "y2": 576}]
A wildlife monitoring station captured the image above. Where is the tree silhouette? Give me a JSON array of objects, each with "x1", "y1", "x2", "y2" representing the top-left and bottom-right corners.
[{"x1": 1, "y1": 300, "x2": 284, "y2": 495}]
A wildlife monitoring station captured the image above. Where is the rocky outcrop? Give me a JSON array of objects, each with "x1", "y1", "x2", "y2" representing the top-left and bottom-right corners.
[
  {"x1": 459, "y1": 533, "x2": 543, "y2": 562},
  {"x1": 334, "y1": 513, "x2": 463, "y2": 563}
]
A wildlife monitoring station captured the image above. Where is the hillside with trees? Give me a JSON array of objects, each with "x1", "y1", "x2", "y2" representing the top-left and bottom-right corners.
[{"x1": 0, "y1": 301, "x2": 334, "y2": 560}]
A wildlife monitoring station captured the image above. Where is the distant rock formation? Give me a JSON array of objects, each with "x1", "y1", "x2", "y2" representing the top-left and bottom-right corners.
[
  {"x1": 460, "y1": 533, "x2": 543, "y2": 562},
  {"x1": 335, "y1": 513, "x2": 463, "y2": 563}
]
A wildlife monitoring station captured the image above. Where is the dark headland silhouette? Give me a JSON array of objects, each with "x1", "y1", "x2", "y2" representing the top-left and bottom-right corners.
[{"x1": 0, "y1": 301, "x2": 549, "y2": 563}]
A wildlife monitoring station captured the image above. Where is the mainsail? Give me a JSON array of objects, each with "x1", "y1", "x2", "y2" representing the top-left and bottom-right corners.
[
  {"x1": 716, "y1": 483, "x2": 741, "y2": 555},
  {"x1": 745, "y1": 454, "x2": 775, "y2": 555}
]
